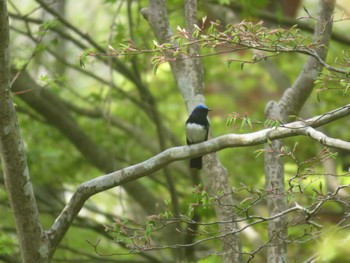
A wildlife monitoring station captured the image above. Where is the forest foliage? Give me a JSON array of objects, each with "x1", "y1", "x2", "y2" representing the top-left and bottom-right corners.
[{"x1": 1, "y1": 0, "x2": 350, "y2": 262}]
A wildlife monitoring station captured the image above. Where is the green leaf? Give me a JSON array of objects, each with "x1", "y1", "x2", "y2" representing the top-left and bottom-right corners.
[
  {"x1": 254, "y1": 149, "x2": 265, "y2": 158},
  {"x1": 103, "y1": 0, "x2": 118, "y2": 3},
  {"x1": 0, "y1": 233, "x2": 16, "y2": 255},
  {"x1": 319, "y1": 181, "x2": 323, "y2": 194},
  {"x1": 79, "y1": 50, "x2": 93, "y2": 68},
  {"x1": 152, "y1": 64, "x2": 158, "y2": 75},
  {"x1": 145, "y1": 220, "x2": 155, "y2": 240},
  {"x1": 240, "y1": 118, "x2": 247, "y2": 130},
  {"x1": 267, "y1": 138, "x2": 272, "y2": 147},
  {"x1": 218, "y1": 0, "x2": 230, "y2": 4},
  {"x1": 39, "y1": 19, "x2": 59, "y2": 32},
  {"x1": 246, "y1": 117, "x2": 252, "y2": 129},
  {"x1": 226, "y1": 116, "x2": 233, "y2": 126},
  {"x1": 329, "y1": 152, "x2": 338, "y2": 159},
  {"x1": 187, "y1": 204, "x2": 195, "y2": 219},
  {"x1": 34, "y1": 43, "x2": 47, "y2": 55},
  {"x1": 316, "y1": 90, "x2": 321, "y2": 102}
]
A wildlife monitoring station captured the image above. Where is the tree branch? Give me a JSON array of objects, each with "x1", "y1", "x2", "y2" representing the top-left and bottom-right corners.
[
  {"x1": 11, "y1": 70, "x2": 163, "y2": 250},
  {"x1": 279, "y1": 0, "x2": 336, "y2": 116},
  {"x1": 48, "y1": 103, "x2": 350, "y2": 251},
  {"x1": 143, "y1": 1, "x2": 243, "y2": 261},
  {"x1": 223, "y1": 2, "x2": 350, "y2": 45}
]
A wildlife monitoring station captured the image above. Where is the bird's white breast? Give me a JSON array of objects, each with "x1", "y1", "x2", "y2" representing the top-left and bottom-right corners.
[{"x1": 186, "y1": 123, "x2": 207, "y2": 143}]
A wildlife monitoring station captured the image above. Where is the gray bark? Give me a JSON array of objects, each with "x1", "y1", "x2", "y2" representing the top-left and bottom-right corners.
[
  {"x1": 264, "y1": 102, "x2": 287, "y2": 263},
  {"x1": 2, "y1": 0, "x2": 340, "y2": 261},
  {"x1": 142, "y1": 1, "x2": 242, "y2": 261},
  {"x1": 264, "y1": 1, "x2": 336, "y2": 262},
  {"x1": 0, "y1": 1, "x2": 49, "y2": 262}
]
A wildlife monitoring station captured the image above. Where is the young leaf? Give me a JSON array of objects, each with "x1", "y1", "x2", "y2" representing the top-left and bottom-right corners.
[
  {"x1": 246, "y1": 117, "x2": 252, "y2": 129},
  {"x1": 316, "y1": 90, "x2": 321, "y2": 102},
  {"x1": 240, "y1": 62, "x2": 245, "y2": 71},
  {"x1": 240, "y1": 118, "x2": 247, "y2": 130},
  {"x1": 187, "y1": 204, "x2": 195, "y2": 219},
  {"x1": 254, "y1": 149, "x2": 265, "y2": 158},
  {"x1": 79, "y1": 51, "x2": 91, "y2": 68}
]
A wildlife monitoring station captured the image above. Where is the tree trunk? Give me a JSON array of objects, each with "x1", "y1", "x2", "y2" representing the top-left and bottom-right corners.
[
  {"x1": 264, "y1": 1, "x2": 335, "y2": 262},
  {"x1": 143, "y1": 1, "x2": 242, "y2": 261},
  {"x1": 264, "y1": 102, "x2": 287, "y2": 263},
  {"x1": 0, "y1": 1, "x2": 49, "y2": 262}
]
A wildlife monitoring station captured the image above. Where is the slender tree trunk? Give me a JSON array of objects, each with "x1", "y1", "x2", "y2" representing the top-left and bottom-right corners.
[
  {"x1": 264, "y1": 102, "x2": 287, "y2": 263},
  {"x1": 143, "y1": 1, "x2": 242, "y2": 261},
  {"x1": 264, "y1": 1, "x2": 335, "y2": 262},
  {"x1": 42, "y1": 0, "x2": 67, "y2": 75},
  {"x1": 0, "y1": 1, "x2": 49, "y2": 262},
  {"x1": 206, "y1": 158, "x2": 243, "y2": 262}
]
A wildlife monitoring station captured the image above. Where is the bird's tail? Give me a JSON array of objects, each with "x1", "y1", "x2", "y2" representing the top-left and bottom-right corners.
[{"x1": 190, "y1": 156, "x2": 202, "y2": 170}]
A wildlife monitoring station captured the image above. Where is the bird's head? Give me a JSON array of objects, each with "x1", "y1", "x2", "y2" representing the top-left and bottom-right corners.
[
  {"x1": 193, "y1": 104, "x2": 211, "y2": 111},
  {"x1": 191, "y1": 104, "x2": 211, "y2": 116}
]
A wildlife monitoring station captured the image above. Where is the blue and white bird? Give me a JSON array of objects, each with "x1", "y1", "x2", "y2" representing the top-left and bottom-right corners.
[{"x1": 185, "y1": 104, "x2": 211, "y2": 169}]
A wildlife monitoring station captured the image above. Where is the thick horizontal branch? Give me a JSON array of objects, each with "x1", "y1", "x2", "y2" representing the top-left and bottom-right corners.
[{"x1": 48, "y1": 103, "x2": 350, "y2": 248}]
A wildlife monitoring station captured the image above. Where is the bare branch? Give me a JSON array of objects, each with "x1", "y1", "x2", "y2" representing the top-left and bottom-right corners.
[{"x1": 279, "y1": 0, "x2": 336, "y2": 116}]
